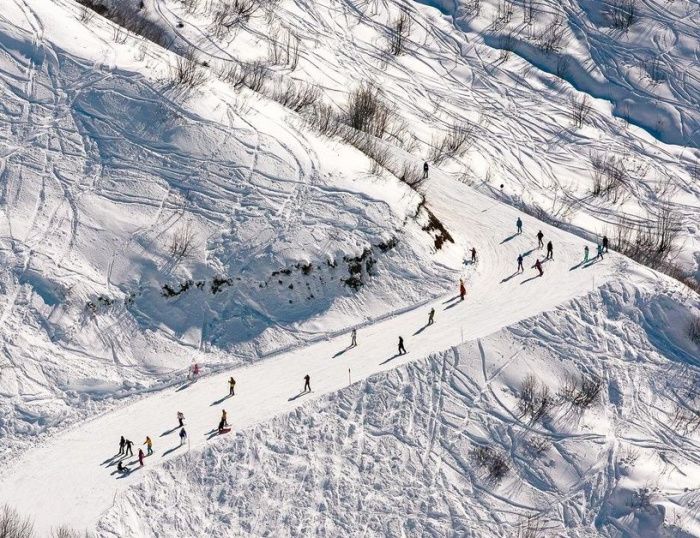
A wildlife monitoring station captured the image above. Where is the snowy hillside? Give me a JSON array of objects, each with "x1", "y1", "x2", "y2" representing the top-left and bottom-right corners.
[
  {"x1": 0, "y1": 0, "x2": 699, "y2": 535},
  {"x1": 98, "y1": 278, "x2": 700, "y2": 537}
]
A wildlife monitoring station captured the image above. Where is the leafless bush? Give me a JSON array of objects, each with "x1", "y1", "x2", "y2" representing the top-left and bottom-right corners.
[
  {"x1": 570, "y1": 94, "x2": 592, "y2": 128},
  {"x1": 269, "y1": 79, "x2": 321, "y2": 112},
  {"x1": 239, "y1": 61, "x2": 269, "y2": 92},
  {"x1": 78, "y1": 4, "x2": 95, "y2": 23},
  {"x1": 109, "y1": 4, "x2": 172, "y2": 49},
  {"x1": 538, "y1": 17, "x2": 566, "y2": 54},
  {"x1": 429, "y1": 123, "x2": 474, "y2": 164},
  {"x1": 689, "y1": 315, "x2": 700, "y2": 346},
  {"x1": 517, "y1": 514, "x2": 545, "y2": 538},
  {"x1": 398, "y1": 162, "x2": 425, "y2": 191},
  {"x1": 464, "y1": 0, "x2": 480, "y2": 15},
  {"x1": 169, "y1": 223, "x2": 197, "y2": 260},
  {"x1": 0, "y1": 505, "x2": 34, "y2": 538},
  {"x1": 345, "y1": 84, "x2": 393, "y2": 138},
  {"x1": 211, "y1": 0, "x2": 258, "y2": 38},
  {"x1": 612, "y1": 204, "x2": 681, "y2": 269},
  {"x1": 172, "y1": 50, "x2": 207, "y2": 88},
  {"x1": 180, "y1": 0, "x2": 200, "y2": 14},
  {"x1": 610, "y1": 0, "x2": 637, "y2": 30},
  {"x1": 491, "y1": 0, "x2": 514, "y2": 28},
  {"x1": 640, "y1": 57, "x2": 665, "y2": 84},
  {"x1": 307, "y1": 103, "x2": 342, "y2": 137},
  {"x1": 267, "y1": 27, "x2": 301, "y2": 68},
  {"x1": 518, "y1": 375, "x2": 552, "y2": 424},
  {"x1": 525, "y1": 435, "x2": 551, "y2": 457},
  {"x1": 112, "y1": 24, "x2": 128, "y2": 44},
  {"x1": 470, "y1": 445, "x2": 510, "y2": 482},
  {"x1": 387, "y1": 10, "x2": 412, "y2": 55},
  {"x1": 51, "y1": 527, "x2": 91, "y2": 538},
  {"x1": 590, "y1": 153, "x2": 627, "y2": 201},
  {"x1": 559, "y1": 372, "x2": 601, "y2": 409},
  {"x1": 522, "y1": 0, "x2": 536, "y2": 24},
  {"x1": 672, "y1": 402, "x2": 700, "y2": 435}
]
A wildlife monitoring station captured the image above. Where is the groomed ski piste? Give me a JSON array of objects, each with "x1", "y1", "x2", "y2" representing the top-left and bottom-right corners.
[{"x1": 0, "y1": 0, "x2": 699, "y2": 535}]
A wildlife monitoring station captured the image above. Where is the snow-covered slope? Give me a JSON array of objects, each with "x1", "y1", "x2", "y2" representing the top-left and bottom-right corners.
[{"x1": 97, "y1": 278, "x2": 700, "y2": 537}]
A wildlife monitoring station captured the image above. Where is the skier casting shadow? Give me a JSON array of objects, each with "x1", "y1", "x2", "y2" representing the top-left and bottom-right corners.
[
  {"x1": 500, "y1": 233, "x2": 518, "y2": 244},
  {"x1": 160, "y1": 425, "x2": 180, "y2": 437},
  {"x1": 210, "y1": 394, "x2": 232, "y2": 406},
  {"x1": 161, "y1": 444, "x2": 184, "y2": 457},
  {"x1": 332, "y1": 345, "x2": 353, "y2": 358}
]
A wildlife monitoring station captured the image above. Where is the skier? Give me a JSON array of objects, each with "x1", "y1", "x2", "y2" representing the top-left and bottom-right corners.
[
  {"x1": 179, "y1": 428, "x2": 187, "y2": 446},
  {"x1": 516, "y1": 217, "x2": 523, "y2": 234},
  {"x1": 218, "y1": 417, "x2": 227, "y2": 434},
  {"x1": 602, "y1": 235, "x2": 609, "y2": 253},
  {"x1": 517, "y1": 253, "x2": 524, "y2": 273},
  {"x1": 537, "y1": 230, "x2": 544, "y2": 248},
  {"x1": 118, "y1": 435, "x2": 126, "y2": 455},
  {"x1": 138, "y1": 448, "x2": 145, "y2": 467},
  {"x1": 428, "y1": 308, "x2": 435, "y2": 325},
  {"x1": 221, "y1": 409, "x2": 228, "y2": 427},
  {"x1": 597, "y1": 244, "x2": 604, "y2": 260},
  {"x1": 177, "y1": 411, "x2": 185, "y2": 428},
  {"x1": 423, "y1": 161, "x2": 429, "y2": 179},
  {"x1": 583, "y1": 245, "x2": 589, "y2": 263},
  {"x1": 228, "y1": 377, "x2": 236, "y2": 396},
  {"x1": 398, "y1": 336, "x2": 407, "y2": 355},
  {"x1": 350, "y1": 328, "x2": 357, "y2": 347},
  {"x1": 117, "y1": 460, "x2": 128, "y2": 474},
  {"x1": 459, "y1": 279, "x2": 466, "y2": 301},
  {"x1": 471, "y1": 247, "x2": 477, "y2": 263},
  {"x1": 144, "y1": 436, "x2": 153, "y2": 456},
  {"x1": 192, "y1": 362, "x2": 200, "y2": 377},
  {"x1": 546, "y1": 241, "x2": 553, "y2": 260},
  {"x1": 304, "y1": 374, "x2": 311, "y2": 393},
  {"x1": 124, "y1": 439, "x2": 134, "y2": 457},
  {"x1": 533, "y1": 259, "x2": 543, "y2": 277}
]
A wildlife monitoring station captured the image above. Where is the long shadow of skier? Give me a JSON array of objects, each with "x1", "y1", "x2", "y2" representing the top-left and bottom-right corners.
[
  {"x1": 176, "y1": 380, "x2": 195, "y2": 392},
  {"x1": 210, "y1": 394, "x2": 232, "y2": 406},
  {"x1": 569, "y1": 261, "x2": 584, "y2": 271},
  {"x1": 500, "y1": 233, "x2": 518, "y2": 244},
  {"x1": 520, "y1": 274, "x2": 542, "y2": 285},
  {"x1": 444, "y1": 299, "x2": 463, "y2": 311},
  {"x1": 500, "y1": 271, "x2": 520, "y2": 283},
  {"x1": 333, "y1": 345, "x2": 353, "y2": 358},
  {"x1": 288, "y1": 390, "x2": 309, "y2": 401},
  {"x1": 413, "y1": 324, "x2": 430, "y2": 336},
  {"x1": 442, "y1": 295, "x2": 461, "y2": 304},
  {"x1": 582, "y1": 258, "x2": 602, "y2": 268},
  {"x1": 380, "y1": 353, "x2": 403, "y2": 365},
  {"x1": 116, "y1": 467, "x2": 141, "y2": 479},
  {"x1": 161, "y1": 444, "x2": 184, "y2": 458},
  {"x1": 160, "y1": 426, "x2": 180, "y2": 437}
]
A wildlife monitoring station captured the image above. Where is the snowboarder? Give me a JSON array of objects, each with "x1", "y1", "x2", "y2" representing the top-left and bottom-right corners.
[
  {"x1": 398, "y1": 336, "x2": 407, "y2": 355},
  {"x1": 124, "y1": 439, "x2": 134, "y2": 457},
  {"x1": 423, "y1": 161, "x2": 429, "y2": 179},
  {"x1": 228, "y1": 377, "x2": 236, "y2": 396},
  {"x1": 583, "y1": 245, "x2": 589, "y2": 263},
  {"x1": 537, "y1": 230, "x2": 544, "y2": 248},
  {"x1": 533, "y1": 259, "x2": 543, "y2": 277},
  {"x1": 459, "y1": 279, "x2": 466, "y2": 301},
  {"x1": 304, "y1": 374, "x2": 311, "y2": 393},
  {"x1": 597, "y1": 244, "x2": 604, "y2": 260},
  {"x1": 517, "y1": 253, "x2": 524, "y2": 273},
  {"x1": 177, "y1": 411, "x2": 184, "y2": 428},
  {"x1": 470, "y1": 247, "x2": 477, "y2": 263},
  {"x1": 138, "y1": 448, "x2": 145, "y2": 467},
  {"x1": 350, "y1": 328, "x2": 357, "y2": 347},
  {"x1": 118, "y1": 435, "x2": 126, "y2": 455},
  {"x1": 179, "y1": 428, "x2": 187, "y2": 446},
  {"x1": 144, "y1": 436, "x2": 153, "y2": 456},
  {"x1": 516, "y1": 217, "x2": 523, "y2": 234},
  {"x1": 221, "y1": 409, "x2": 228, "y2": 427},
  {"x1": 546, "y1": 241, "x2": 553, "y2": 260},
  {"x1": 602, "y1": 235, "x2": 609, "y2": 253},
  {"x1": 428, "y1": 308, "x2": 435, "y2": 325}
]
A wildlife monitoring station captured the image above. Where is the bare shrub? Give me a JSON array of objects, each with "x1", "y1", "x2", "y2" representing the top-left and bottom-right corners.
[
  {"x1": 640, "y1": 56, "x2": 665, "y2": 85},
  {"x1": 172, "y1": 50, "x2": 206, "y2": 88},
  {"x1": 238, "y1": 60, "x2": 269, "y2": 92},
  {"x1": 517, "y1": 514, "x2": 544, "y2": 538},
  {"x1": 525, "y1": 435, "x2": 551, "y2": 457},
  {"x1": 672, "y1": 402, "x2": 700, "y2": 435},
  {"x1": 0, "y1": 504, "x2": 34, "y2": 538},
  {"x1": 307, "y1": 103, "x2": 342, "y2": 137},
  {"x1": 267, "y1": 27, "x2": 300, "y2": 68},
  {"x1": 560, "y1": 372, "x2": 601, "y2": 409},
  {"x1": 270, "y1": 79, "x2": 320, "y2": 112},
  {"x1": 180, "y1": 0, "x2": 200, "y2": 14},
  {"x1": 518, "y1": 375, "x2": 552, "y2": 424},
  {"x1": 429, "y1": 123, "x2": 474, "y2": 164},
  {"x1": 109, "y1": 4, "x2": 172, "y2": 49},
  {"x1": 387, "y1": 10, "x2": 411, "y2": 55},
  {"x1": 211, "y1": 0, "x2": 259, "y2": 38},
  {"x1": 610, "y1": 0, "x2": 637, "y2": 30},
  {"x1": 522, "y1": 0, "x2": 536, "y2": 24},
  {"x1": 51, "y1": 527, "x2": 91, "y2": 538},
  {"x1": 571, "y1": 94, "x2": 592, "y2": 128},
  {"x1": 78, "y1": 5, "x2": 95, "y2": 23},
  {"x1": 538, "y1": 17, "x2": 566, "y2": 54},
  {"x1": 398, "y1": 162, "x2": 425, "y2": 191},
  {"x1": 470, "y1": 445, "x2": 510, "y2": 483},
  {"x1": 612, "y1": 204, "x2": 681, "y2": 269},
  {"x1": 169, "y1": 223, "x2": 197, "y2": 260},
  {"x1": 689, "y1": 315, "x2": 700, "y2": 346},
  {"x1": 345, "y1": 84, "x2": 392, "y2": 138},
  {"x1": 590, "y1": 153, "x2": 627, "y2": 201}
]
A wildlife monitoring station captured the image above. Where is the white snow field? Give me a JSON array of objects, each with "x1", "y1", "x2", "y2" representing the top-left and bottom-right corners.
[{"x1": 0, "y1": 0, "x2": 698, "y2": 535}]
